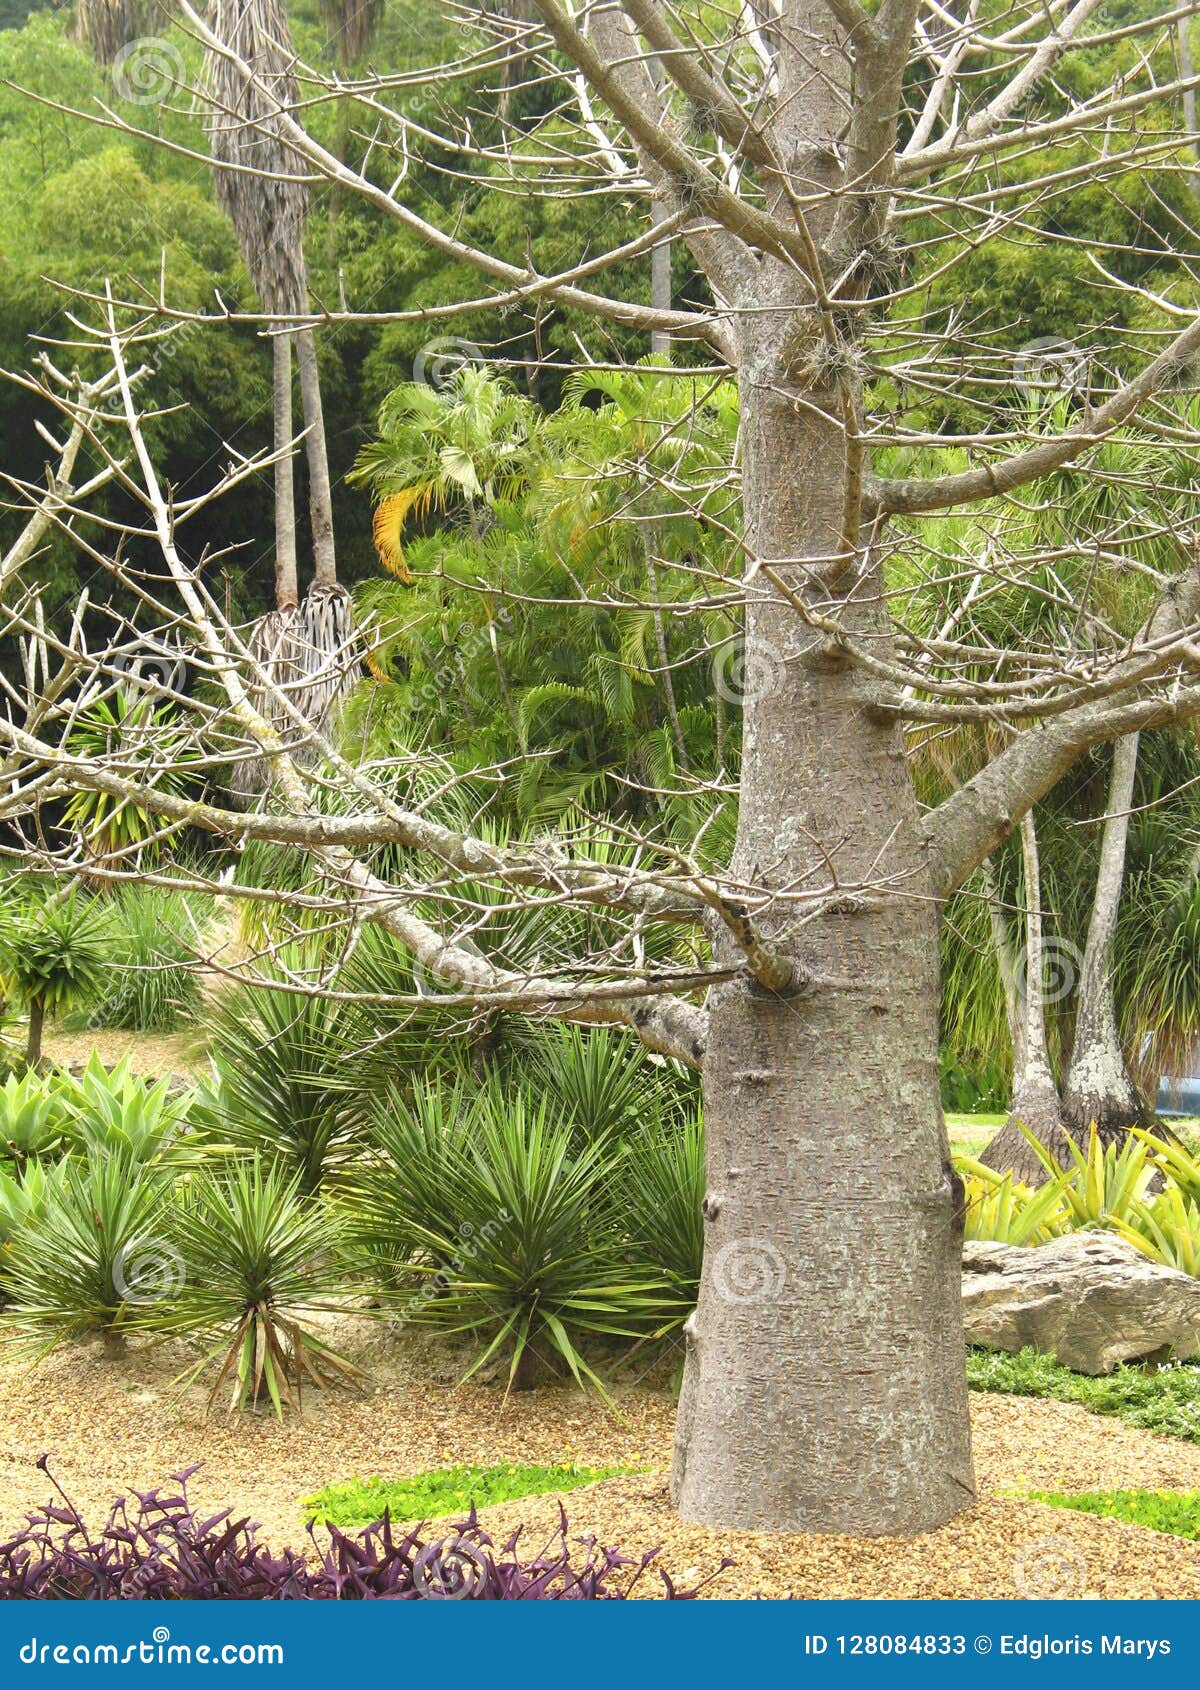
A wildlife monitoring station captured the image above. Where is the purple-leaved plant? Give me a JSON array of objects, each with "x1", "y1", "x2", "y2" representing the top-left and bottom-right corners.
[{"x1": 0, "y1": 1457, "x2": 730, "y2": 1600}]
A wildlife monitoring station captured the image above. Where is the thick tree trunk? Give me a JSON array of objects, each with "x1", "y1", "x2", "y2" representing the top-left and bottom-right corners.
[
  {"x1": 981, "y1": 811, "x2": 1064, "y2": 1181},
  {"x1": 273, "y1": 329, "x2": 299, "y2": 610},
  {"x1": 295, "y1": 328, "x2": 338, "y2": 587},
  {"x1": 1062, "y1": 731, "x2": 1144, "y2": 1135},
  {"x1": 670, "y1": 324, "x2": 974, "y2": 1536}
]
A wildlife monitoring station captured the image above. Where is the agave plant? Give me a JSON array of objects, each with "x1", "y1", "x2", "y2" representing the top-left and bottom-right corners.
[
  {"x1": 0, "y1": 1150, "x2": 173, "y2": 1349},
  {"x1": 0, "y1": 1069, "x2": 73, "y2": 1169},
  {"x1": 154, "y1": 1158, "x2": 356, "y2": 1416},
  {"x1": 525, "y1": 1023, "x2": 692, "y2": 1142},
  {"x1": 59, "y1": 1054, "x2": 195, "y2": 1167},
  {"x1": 0, "y1": 1162, "x2": 56, "y2": 1299}
]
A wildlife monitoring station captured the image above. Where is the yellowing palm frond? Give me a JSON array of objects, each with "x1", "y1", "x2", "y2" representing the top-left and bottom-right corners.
[{"x1": 371, "y1": 489, "x2": 422, "y2": 582}]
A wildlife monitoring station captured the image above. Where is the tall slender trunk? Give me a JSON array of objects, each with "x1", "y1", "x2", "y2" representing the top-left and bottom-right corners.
[
  {"x1": 1062, "y1": 731, "x2": 1143, "y2": 1134},
  {"x1": 649, "y1": 199, "x2": 672, "y2": 357},
  {"x1": 295, "y1": 328, "x2": 338, "y2": 587},
  {"x1": 670, "y1": 322, "x2": 974, "y2": 1535},
  {"x1": 273, "y1": 329, "x2": 299, "y2": 610},
  {"x1": 1181, "y1": 18, "x2": 1200, "y2": 198},
  {"x1": 25, "y1": 993, "x2": 46, "y2": 1068},
  {"x1": 981, "y1": 810, "x2": 1064, "y2": 1179}
]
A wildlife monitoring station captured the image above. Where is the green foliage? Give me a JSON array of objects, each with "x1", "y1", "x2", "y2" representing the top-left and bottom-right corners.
[
  {"x1": 0, "y1": 1151, "x2": 171, "y2": 1346},
  {"x1": 1028, "y1": 1488, "x2": 1200, "y2": 1542},
  {"x1": 0, "y1": 889, "x2": 112, "y2": 1060},
  {"x1": 203, "y1": 969, "x2": 360, "y2": 1194},
  {"x1": 59, "y1": 1054, "x2": 194, "y2": 1168},
  {"x1": 0, "y1": 1069, "x2": 71, "y2": 1168},
  {"x1": 72, "y1": 887, "x2": 203, "y2": 1033},
  {"x1": 344, "y1": 1081, "x2": 679, "y2": 1394},
  {"x1": 301, "y1": 1460, "x2": 637, "y2": 1528},
  {"x1": 619, "y1": 1109, "x2": 705, "y2": 1316},
  {"x1": 957, "y1": 1157, "x2": 1072, "y2": 1246},
  {"x1": 63, "y1": 690, "x2": 199, "y2": 872},
  {"x1": 154, "y1": 1158, "x2": 356, "y2": 1417},
  {"x1": 966, "y1": 1347, "x2": 1200, "y2": 1443}
]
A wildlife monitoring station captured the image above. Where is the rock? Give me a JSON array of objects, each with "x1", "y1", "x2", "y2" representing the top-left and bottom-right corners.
[{"x1": 962, "y1": 1232, "x2": 1200, "y2": 1375}]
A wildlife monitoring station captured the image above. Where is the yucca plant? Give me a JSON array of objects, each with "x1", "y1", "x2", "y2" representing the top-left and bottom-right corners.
[
  {"x1": 619, "y1": 1108, "x2": 705, "y2": 1323},
  {"x1": 74, "y1": 887, "x2": 203, "y2": 1032},
  {"x1": 525, "y1": 1023, "x2": 691, "y2": 1142},
  {"x1": 341, "y1": 1078, "x2": 476, "y2": 1289},
  {"x1": 155, "y1": 1158, "x2": 357, "y2": 1417},
  {"x1": 955, "y1": 1157, "x2": 1073, "y2": 1245},
  {"x1": 203, "y1": 971, "x2": 360, "y2": 1194},
  {"x1": 0, "y1": 1151, "x2": 173, "y2": 1350},
  {"x1": 63, "y1": 687, "x2": 197, "y2": 874},
  {"x1": 352, "y1": 1082, "x2": 674, "y2": 1395}
]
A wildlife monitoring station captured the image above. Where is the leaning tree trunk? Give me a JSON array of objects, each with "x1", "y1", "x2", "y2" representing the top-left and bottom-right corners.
[
  {"x1": 981, "y1": 810, "x2": 1065, "y2": 1181},
  {"x1": 670, "y1": 318, "x2": 974, "y2": 1536},
  {"x1": 1062, "y1": 731, "x2": 1144, "y2": 1136}
]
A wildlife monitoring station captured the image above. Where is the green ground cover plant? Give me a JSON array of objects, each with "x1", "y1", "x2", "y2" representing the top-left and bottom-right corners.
[
  {"x1": 1028, "y1": 1487, "x2": 1200, "y2": 1541},
  {"x1": 967, "y1": 1347, "x2": 1200, "y2": 1442},
  {"x1": 302, "y1": 1460, "x2": 639, "y2": 1528}
]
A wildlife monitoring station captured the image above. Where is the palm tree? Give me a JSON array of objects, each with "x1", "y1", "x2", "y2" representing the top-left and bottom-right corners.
[{"x1": 204, "y1": 0, "x2": 355, "y2": 791}]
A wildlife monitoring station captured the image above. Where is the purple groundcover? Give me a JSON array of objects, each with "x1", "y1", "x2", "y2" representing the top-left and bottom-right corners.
[{"x1": 0, "y1": 1457, "x2": 728, "y2": 1600}]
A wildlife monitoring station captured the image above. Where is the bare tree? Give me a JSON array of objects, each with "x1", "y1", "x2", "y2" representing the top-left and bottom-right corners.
[{"x1": 11, "y1": 0, "x2": 1200, "y2": 1538}]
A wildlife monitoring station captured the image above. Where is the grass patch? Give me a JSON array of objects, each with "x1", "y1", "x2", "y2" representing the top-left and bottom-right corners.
[
  {"x1": 1030, "y1": 1488, "x2": 1200, "y2": 1541},
  {"x1": 302, "y1": 1460, "x2": 638, "y2": 1528},
  {"x1": 968, "y1": 1346, "x2": 1200, "y2": 1442},
  {"x1": 946, "y1": 1112, "x2": 1003, "y2": 1159}
]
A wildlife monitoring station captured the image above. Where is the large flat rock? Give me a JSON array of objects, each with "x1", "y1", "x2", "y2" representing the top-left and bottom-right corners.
[{"x1": 962, "y1": 1232, "x2": 1200, "y2": 1375}]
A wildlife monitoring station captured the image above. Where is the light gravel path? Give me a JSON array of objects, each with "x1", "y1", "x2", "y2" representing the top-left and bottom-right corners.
[{"x1": 2, "y1": 1322, "x2": 1199, "y2": 1598}]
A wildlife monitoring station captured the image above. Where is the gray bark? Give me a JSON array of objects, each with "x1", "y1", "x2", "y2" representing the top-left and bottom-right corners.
[
  {"x1": 669, "y1": 313, "x2": 974, "y2": 1536},
  {"x1": 1062, "y1": 731, "x2": 1144, "y2": 1134},
  {"x1": 272, "y1": 328, "x2": 299, "y2": 610},
  {"x1": 981, "y1": 811, "x2": 1064, "y2": 1181},
  {"x1": 295, "y1": 328, "x2": 338, "y2": 587}
]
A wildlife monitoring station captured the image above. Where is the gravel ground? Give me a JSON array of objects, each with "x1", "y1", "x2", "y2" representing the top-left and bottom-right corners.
[{"x1": 2, "y1": 1321, "x2": 1200, "y2": 1599}]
